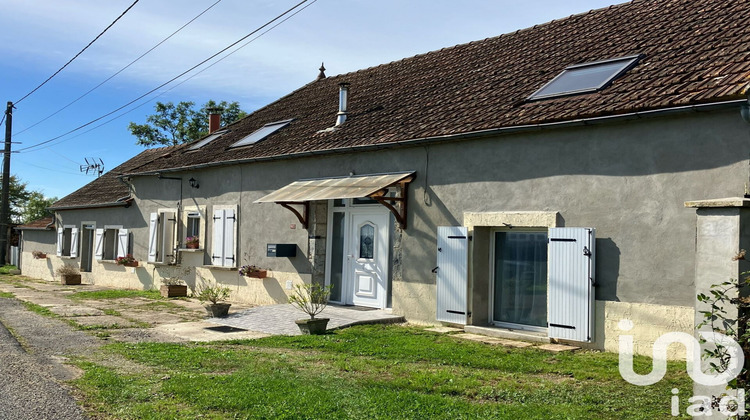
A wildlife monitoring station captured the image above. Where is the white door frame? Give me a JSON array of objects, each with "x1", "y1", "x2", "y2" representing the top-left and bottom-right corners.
[{"x1": 325, "y1": 199, "x2": 390, "y2": 308}]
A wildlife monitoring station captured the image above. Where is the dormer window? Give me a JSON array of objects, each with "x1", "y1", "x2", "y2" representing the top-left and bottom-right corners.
[
  {"x1": 528, "y1": 55, "x2": 642, "y2": 100},
  {"x1": 230, "y1": 119, "x2": 292, "y2": 148},
  {"x1": 188, "y1": 129, "x2": 228, "y2": 151}
]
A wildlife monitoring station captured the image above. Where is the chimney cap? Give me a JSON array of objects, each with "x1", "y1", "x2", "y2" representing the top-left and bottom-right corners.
[{"x1": 207, "y1": 106, "x2": 223, "y2": 114}]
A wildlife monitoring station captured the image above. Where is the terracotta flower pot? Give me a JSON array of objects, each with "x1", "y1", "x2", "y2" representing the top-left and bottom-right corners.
[
  {"x1": 122, "y1": 261, "x2": 139, "y2": 268},
  {"x1": 186, "y1": 242, "x2": 199, "y2": 249},
  {"x1": 295, "y1": 318, "x2": 330, "y2": 335},
  {"x1": 246, "y1": 270, "x2": 267, "y2": 279}
]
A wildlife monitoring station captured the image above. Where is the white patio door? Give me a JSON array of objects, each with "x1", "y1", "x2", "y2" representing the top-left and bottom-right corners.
[{"x1": 348, "y1": 211, "x2": 389, "y2": 308}]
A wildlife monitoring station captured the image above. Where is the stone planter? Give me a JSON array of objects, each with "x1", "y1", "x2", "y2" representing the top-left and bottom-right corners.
[
  {"x1": 205, "y1": 303, "x2": 231, "y2": 318},
  {"x1": 295, "y1": 318, "x2": 330, "y2": 335},
  {"x1": 60, "y1": 274, "x2": 81, "y2": 285},
  {"x1": 160, "y1": 284, "x2": 187, "y2": 298}
]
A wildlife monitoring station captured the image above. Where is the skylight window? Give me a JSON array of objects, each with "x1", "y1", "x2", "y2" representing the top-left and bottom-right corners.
[
  {"x1": 230, "y1": 119, "x2": 292, "y2": 148},
  {"x1": 528, "y1": 55, "x2": 642, "y2": 100},
  {"x1": 188, "y1": 130, "x2": 228, "y2": 151}
]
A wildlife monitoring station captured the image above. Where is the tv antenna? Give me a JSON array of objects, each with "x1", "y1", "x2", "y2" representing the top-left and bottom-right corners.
[{"x1": 80, "y1": 158, "x2": 104, "y2": 177}]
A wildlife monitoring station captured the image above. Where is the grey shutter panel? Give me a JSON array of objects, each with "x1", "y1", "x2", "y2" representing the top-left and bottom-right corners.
[
  {"x1": 548, "y1": 227, "x2": 596, "y2": 342},
  {"x1": 94, "y1": 228, "x2": 104, "y2": 261},
  {"x1": 117, "y1": 229, "x2": 129, "y2": 258},
  {"x1": 436, "y1": 226, "x2": 469, "y2": 324},
  {"x1": 211, "y1": 209, "x2": 225, "y2": 265},
  {"x1": 222, "y1": 208, "x2": 236, "y2": 267},
  {"x1": 161, "y1": 212, "x2": 176, "y2": 263},
  {"x1": 70, "y1": 227, "x2": 79, "y2": 258},
  {"x1": 56, "y1": 228, "x2": 64, "y2": 256},
  {"x1": 148, "y1": 213, "x2": 158, "y2": 262}
]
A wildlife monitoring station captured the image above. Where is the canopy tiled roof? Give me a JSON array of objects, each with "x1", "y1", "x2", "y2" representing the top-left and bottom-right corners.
[
  {"x1": 16, "y1": 217, "x2": 54, "y2": 230},
  {"x1": 60, "y1": 0, "x2": 750, "y2": 206}
]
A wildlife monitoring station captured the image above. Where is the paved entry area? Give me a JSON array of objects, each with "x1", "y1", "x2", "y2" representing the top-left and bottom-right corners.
[{"x1": 208, "y1": 304, "x2": 405, "y2": 335}]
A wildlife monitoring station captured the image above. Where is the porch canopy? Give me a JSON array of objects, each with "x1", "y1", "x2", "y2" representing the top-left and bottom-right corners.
[{"x1": 255, "y1": 171, "x2": 415, "y2": 229}]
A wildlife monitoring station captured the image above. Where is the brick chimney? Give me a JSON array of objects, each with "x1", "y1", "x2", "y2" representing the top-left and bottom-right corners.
[{"x1": 207, "y1": 107, "x2": 222, "y2": 133}]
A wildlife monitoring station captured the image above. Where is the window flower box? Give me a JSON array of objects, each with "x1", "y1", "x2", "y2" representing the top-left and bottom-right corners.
[{"x1": 239, "y1": 265, "x2": 267, "y2": 279}]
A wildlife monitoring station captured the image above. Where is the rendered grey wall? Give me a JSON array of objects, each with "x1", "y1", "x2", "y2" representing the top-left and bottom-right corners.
[{"x1": 57, "y1": 108, "x2": 750, "y2": 310}]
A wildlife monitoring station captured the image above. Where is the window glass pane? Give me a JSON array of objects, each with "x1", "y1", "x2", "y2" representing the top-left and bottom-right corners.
[
  {"x1": 352, "y1": 197, "x2": 378, "y2": 205},
  {"x1": 529, "y1": 56, "x2": 640, "y2": 100},
  {"x1": 63, "y1": 228, "x2": 72, "y2": 256},
  {"x1": 329, "y1": 212, "x2": 345, "y2": 302},
  {"x1": 230, "y1": 120, "x2": 291, "y2": 148},
  {"x1": 104, "y1": 229, "x2": 118, "y2": 260},
  {"x1": 187, "y1": 214, "x2": 201, "y2": 238},
  {"x1": 359, "y1": 224, "x2": 375, "y2": 259},
  {"x1": 333, "y1": 199, "x2": 346, "y2": 207},
  {"x1": 493, "y1": 231, "x2": 548, "y2": 327}
]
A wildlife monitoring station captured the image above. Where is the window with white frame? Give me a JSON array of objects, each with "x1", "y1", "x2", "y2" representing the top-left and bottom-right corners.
[
  {"x1": 211, "y1": 206, "x2": 237, "y2": 267},
  {"x1": 147, "y1": 211, "x2": 177, "y2": 264},
  {"x1": 94, "y1": 227, "x2": 129, "y2": 261},
  {"x1": 56, "y1": 226, "x2": 79, "y2": 257},
  {"x1": 186, "y1": 212, "x2": 201, "y2": 239}
]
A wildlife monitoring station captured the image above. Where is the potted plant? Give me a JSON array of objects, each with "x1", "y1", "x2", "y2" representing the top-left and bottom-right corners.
[
  {"x1": 195, "y1": 276, "x2": 232, "y2": 317},
  {"x1": 115, "y1": 254, "x2": 139, "y2": 267},
  {"x1": 32, "y1": 250, "x2": 47, "y2": 259},
  {"x1": 185, "y1": 236, "x2": 200, "y2": 249},
  {"x1": 159, "y1": 266, "x2": 190, "y2": 298},
  {"x1": 239, "y1": 264, "x2": 267, "y2": 279},
  {"x1": 288, "y1": 283, "x2": 333, "y2": 335},
  {"x1": 56, "y1": 265, "x2": 81, "y2": 285}
]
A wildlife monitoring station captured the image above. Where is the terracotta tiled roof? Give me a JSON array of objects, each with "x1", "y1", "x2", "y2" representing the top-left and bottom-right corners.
[
  {"x1": 50, "y1": 147, "x2": 177, "y2": 209},
  {"x1": 61, "y1": 0, "x2": 750, "y2": 204},
  {"x1": 16, "y1": 217, "x2": 54, "y2": 230}
]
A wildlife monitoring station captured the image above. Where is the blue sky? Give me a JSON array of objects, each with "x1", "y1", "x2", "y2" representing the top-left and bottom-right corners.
[{"x1": 0, "y1": 0, "x2": 617, "y2": 199}]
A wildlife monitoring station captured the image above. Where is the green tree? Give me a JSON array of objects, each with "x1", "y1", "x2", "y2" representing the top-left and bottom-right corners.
[
  {"x1": 0, "y1": 175, "x2": 31, "y2": 224},
  {"x1": 129, "y1": 100, "x2": 247, "y2": 147},
  {"x1": 20, "y1": 191, "x2": 57, "y2": 224}
]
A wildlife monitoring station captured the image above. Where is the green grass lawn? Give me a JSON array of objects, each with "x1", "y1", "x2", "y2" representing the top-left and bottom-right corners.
[{"x1": 74, "y1": 325, "x2": 692, "y2": 419}]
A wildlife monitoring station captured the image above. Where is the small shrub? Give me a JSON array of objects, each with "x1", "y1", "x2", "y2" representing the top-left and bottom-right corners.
[
  {"x1": 288, "y1": 283, "x2": 333, "y2": 320},
  {"x1": 56, "y1": 265, "x2": 80, "y2": 276},
  {"x1": 195, "y1": 277, "x2": 230, "y2": 304}
]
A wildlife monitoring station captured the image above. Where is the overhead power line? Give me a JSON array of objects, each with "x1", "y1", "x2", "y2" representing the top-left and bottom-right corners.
[
  {"x1": 14, "y1": 0, "x2": 140, "y2": 105},
  {"x1": 13, "y1": 0, "x2": 223, "y2": 137},
  {"x1": 17, "y1": 0, "x2": 312, "y2": 153},
  {"x1": 20, "y1": 0, "x2": 319, "y2": 153}
]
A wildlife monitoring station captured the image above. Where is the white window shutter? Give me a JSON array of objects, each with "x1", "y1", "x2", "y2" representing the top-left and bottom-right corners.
[
  {"x1": 117, "y1": 229, "x2": 129, "y2": 258},
  {"x1": 94, "y1": 228, "x2": 104, "y2": 261},
  {"x1": 56, "y1": 228, "x2": 64, "y2": 256},
  {"x1": 148, "y1": 213, "x2": 158, "y2": 263},
  {"x1": 211, "y1": 209, "x2": 225, "y2": 266},
  {"x1": 161, "y1": 212, "x2": 176, "y2": 263},
  {"x1": 436, "y1": 226, "x2": 469, "y2": 324},
  {"x1": 548, "y1": 227, "x2": 596, "y2": 342},
  {"x1": 222, "y1": 208, "x2": 236, "y2": 267},
  {"x1": 70, "y1": 227, "x2": 79, "y2": 258}
]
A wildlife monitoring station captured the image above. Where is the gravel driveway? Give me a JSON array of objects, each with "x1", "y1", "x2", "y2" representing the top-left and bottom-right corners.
[{"x1": 0, "y1": 298, "x2": 97, "y2": 420}]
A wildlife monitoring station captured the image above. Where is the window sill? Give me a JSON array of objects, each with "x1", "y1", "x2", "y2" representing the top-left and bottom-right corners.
[
  {"x1": 203, "y1": 265, "x2": 237, "y2": 271},
  {"x1": 179, "y1": 248, "x2": 204, "y2": 253},
  {"x1": 60, "y1": 256, "x2": 77, "y2": 260},
  {"x1": 99, "y1": 259, "x2": 118, "y2": 264}
]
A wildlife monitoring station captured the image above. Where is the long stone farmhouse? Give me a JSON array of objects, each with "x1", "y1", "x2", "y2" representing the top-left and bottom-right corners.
[{"x1": 17, "y1": 0, "x2": 750, "y2": 356}]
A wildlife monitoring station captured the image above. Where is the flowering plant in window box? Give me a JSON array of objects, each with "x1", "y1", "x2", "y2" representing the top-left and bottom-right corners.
[
  {"x1": 185, "y1": 236, "x2": 200, "y2": 249},
  {"x1": 32, "y1": 250, "x2": 47, "y2": 259},
  {"x1": 239, "y1": 264, "x2": 267, "y2": 279},
  {"x1": 115, "y1": 254, "x2": 139, "y2": 267}
]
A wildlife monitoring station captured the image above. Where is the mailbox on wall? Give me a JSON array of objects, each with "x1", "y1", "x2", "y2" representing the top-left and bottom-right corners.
[{"x1": 267, "y1": 243, "x2": 297, "y2": 258}]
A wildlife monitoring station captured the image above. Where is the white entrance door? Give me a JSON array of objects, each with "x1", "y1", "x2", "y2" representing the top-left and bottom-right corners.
[{"x1": 348, "y1": 211, "x2": 389, "y2": 308}]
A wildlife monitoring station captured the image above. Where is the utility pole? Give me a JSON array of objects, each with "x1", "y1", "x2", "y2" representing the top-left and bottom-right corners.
[{"x1": 0, "y1": 102, "x2": 13, "y2": 265}]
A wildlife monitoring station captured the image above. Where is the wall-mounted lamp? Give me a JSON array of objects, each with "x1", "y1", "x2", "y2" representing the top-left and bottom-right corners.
[{"x1": 189, "y1": 177, "x2": 199, "y2": 189}]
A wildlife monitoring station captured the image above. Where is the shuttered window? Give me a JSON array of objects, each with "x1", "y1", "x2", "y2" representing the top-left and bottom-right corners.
[
  {"x1": 147, "y1": 212, "x2": 177, "y2": 263},
  {"x1": 436, "y1": 226, "x2": 469, "y2": 325},
  {"x1": 548, "y1": 227, "x2": 596, "y2": 342},
  {"x1": 57, "y1": 226, "x2": 78, "y2": 257},
  {"x1": 211, "y1": 207, "x2": 237, "y2": 267}
]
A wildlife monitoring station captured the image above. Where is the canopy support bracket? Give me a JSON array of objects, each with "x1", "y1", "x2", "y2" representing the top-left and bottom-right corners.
[
  {"x1": 278, "y1": 201, "x2": 309, "y2": 229},
  {"x1": 368, "y1": 176, "x2": 414, "y2": 229}
]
